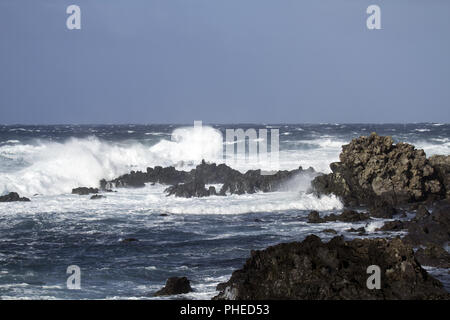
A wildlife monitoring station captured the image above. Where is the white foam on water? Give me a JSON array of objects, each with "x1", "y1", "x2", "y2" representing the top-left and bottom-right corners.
[
  {"x1": 409, "y1": 139, "x2": 450, "y2": 157},
  {"x1": 0, "y1": 182, "x2": 343, "y2": 216},
  {"x1": 0, "y1": 125, "x2": 448, "y2": 198}
]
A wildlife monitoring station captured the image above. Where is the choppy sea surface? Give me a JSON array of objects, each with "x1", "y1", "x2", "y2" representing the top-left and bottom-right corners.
[{"x1": 0, "y1": 123, "x2": 449, "y2": 299}]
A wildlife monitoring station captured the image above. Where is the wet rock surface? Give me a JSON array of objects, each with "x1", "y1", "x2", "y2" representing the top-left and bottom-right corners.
[
  {"x1": 415, "y1": 245, "x2": 450, "y2": 269},
  {"x1": 376, "y1": 220, "x2": 407, "y2": 231},
  {"x1": 403, "y1": 199, "x2": 450, "y2": 246},
  {"x1": 153, "y1": 277, "x2": 193, "y2": 296},
  {"x1": 307, "y1": 209, "x2": 370, "y2": 223},
  {"x1": 90, "y1": 194, "x2": 106, "y2": 200},
  {"x1": 214, "y1": 235, "x2": 449, "y2": 300},
  {"x1": 72, "y1": 187, "x2": 99, "y2": 195},
  {"x1": 105, "y1": 160, "x2": 315, "y2": 198},
  {"x1": 0, "y1": 192, "x2": 30, "y2": 202},
  {"x1": 311, "y1": 133, "x2": 447, "y2": 213}
]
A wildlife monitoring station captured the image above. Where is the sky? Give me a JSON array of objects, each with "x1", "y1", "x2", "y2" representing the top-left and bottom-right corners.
[{"x1": 0, "y1": 0, "x2": 449, "y2": 124}]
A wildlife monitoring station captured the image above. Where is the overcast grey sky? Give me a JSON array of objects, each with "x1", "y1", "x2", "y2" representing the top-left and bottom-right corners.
[{"x1": 0, "y1": 0, "x2": 449, "y2": 124}]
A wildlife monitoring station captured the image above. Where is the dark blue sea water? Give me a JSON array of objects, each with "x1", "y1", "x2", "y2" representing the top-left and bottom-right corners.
[{"x1": 0, "y1": 123, "x2": 449, "y2": 299}]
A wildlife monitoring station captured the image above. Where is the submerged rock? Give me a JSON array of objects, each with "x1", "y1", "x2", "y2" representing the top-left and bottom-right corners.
[
  {"x1": 346, "y1": 227, "x2": 367, "y2": 235},
  {"x1": 0, "y1": 192, "x2": 30, "y2": 202},
  {"x1": 214, "y1": 235, "x2": 448, "y2": 300},
  {"x1": 153, "y1": 277, "x2": 193, "y2": 296},
  {"x1": 311, "y1": 133, "x2": 447, "y2": 211}
]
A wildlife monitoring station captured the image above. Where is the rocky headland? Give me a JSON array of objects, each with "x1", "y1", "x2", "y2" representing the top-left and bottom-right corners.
[{"x1": 212, "y1": 133, "x2": 450, "y2": 300}]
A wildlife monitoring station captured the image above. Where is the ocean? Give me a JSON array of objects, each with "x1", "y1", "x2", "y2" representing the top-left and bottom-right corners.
[{"x1": 0, "y1": 123, "x2": 449, "y2": 299}]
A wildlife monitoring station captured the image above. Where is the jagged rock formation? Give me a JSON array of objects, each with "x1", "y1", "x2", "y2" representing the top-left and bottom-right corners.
[
  {"x1": 214, "y1": 235, "x2": 448, "y2": 300},
  {"x1": 307, "y1": 209, "x2": 370, "y2": 223},
  {"x1": 153, "y1": 277, "x2": 193, "y2": 296},
  {"x1": 0, "y1": 192, "x2": 30, "y2": 202},
  {"x1": 72, "y1": 187, "x2": 99, "y2": 195},
  {"x1": 103, "y1": 160, "x2": 315, "y2": 198},
  {"x1": 403, "y1": 199, "x2": 450, "y2": 246},
  {"x1": 311, "y1": 133, "x2": 447, "y2": 217},
  {"x1": 415, "y1": 245, "x2": 450, "y2": 269},
  {"x1": 429, "y1": 155, "x2": 450, "y2": 198}
]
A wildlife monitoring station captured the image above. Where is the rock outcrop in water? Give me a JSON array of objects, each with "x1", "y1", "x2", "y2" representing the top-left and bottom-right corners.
[
  {"x1": 104, "y1": 160, "x2": 315, "y2": 198},
  {"x1": 307, "y1": 209, "x2": 370, "y2": 223},
  {"x1": 0, "y1": 192, "x2": 30, "y2": 202},
  {"x1": 72, "y1": 187, "x2": 99, "y2": 195},
  {"x1": 311, "y1": 133, "x2": 448, "y2": 217},
  {"x1": 153, "y1": 277, "x2": 193, "y2": 296},
  {"x1": 375, "y1": 199, "x2": 450, "y2": 248},
  {"x1": 214, "y1": 235, "x2": 449, "y2": 300}
]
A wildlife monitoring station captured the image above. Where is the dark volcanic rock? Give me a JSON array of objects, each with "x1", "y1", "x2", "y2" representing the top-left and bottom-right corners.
[
  {"x1": 165, "y1": 179, "x2": 210, "y2": 198},
  {"x1": 347, "y1": 227, "x2": 366, "y2": 233},
  {"x1": 311, "y1": 133, "x2": 446, "y2": 210},
  {"x1": 153, "y1": 277, "x2": 193, "y2": 296},
  {"x1": 404, "y1": 199, "x2": 450, "y2": 246},
  {"x1": 72, "y1": 187, "x2": 99, "y2": 195},
  {"x1": 105, "y1": 160, "x2": 316, "y2": 198},
  {"x1": 376, "y1": 220, "x2": 407, "y2": 231},
  {"x1": 413, "y1": 205, "x2": 431, "y2": 222},
  {"x1": 346, "y1": 227, "x2": 367, "y2": 235},
  {"x1": 415, "y1": 245, "x2": 450, "y2": 268},
  {"x1": 368, "y1": 201, "x2": 397, "y2": 218},
  {"x1": 323, "y1": 229, "x2": 338, "y2": 234},
  {"x1": 308, "y1": 209, "x2": 370, "y2": 223},
  {"x1": 104, "y1": 166, "x2": 191, "y2": 189},
  {"x1": 428, "y1": 155, "x2": 450, "y2": 198},
  {"x1": 307, "y1": 211, "x2": 322, "y2": 223},
  {"x1": 90, "y1": 194, "x2": 105, "y2": 200},
  {"x1": 219, "y1": 166, "x2": 314, "y2": 196},
  {"x1": 214, "y1": 235, "x2": 448, "y2": 300},
  {"x1": 0, "y1": 192, "x2": 30, "y2": 202}
]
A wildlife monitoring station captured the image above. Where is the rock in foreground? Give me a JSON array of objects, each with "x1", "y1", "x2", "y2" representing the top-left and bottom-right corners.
[
  {"x1": 214, "y1": 235, "x2": 448, "y2": 300},
  {"x1": 153, "y1": 277, "x2": 193, "y2": 296},
  {"x1": 415, "y1": 245, "x2": 450, "y2": 269},
  {"x1": 0, "y1": 192, "x2": 30, "y2": 202},
  {"x1": 403, "y1": 199, "x2": 450, "y2": 246}
]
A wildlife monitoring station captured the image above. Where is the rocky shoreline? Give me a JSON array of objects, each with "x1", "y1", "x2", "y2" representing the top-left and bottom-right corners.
[
  {"x1": 212, "y1": 133, "x2": 450, "y2": 300},
  {"x1": 2, "y1": 132, "x2": 449, "y2": 299}
]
